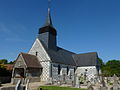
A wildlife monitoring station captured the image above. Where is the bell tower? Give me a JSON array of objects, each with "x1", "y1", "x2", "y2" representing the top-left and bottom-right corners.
[{"x1": 38, "y1": 1, "x2": 57, "y2": 50}]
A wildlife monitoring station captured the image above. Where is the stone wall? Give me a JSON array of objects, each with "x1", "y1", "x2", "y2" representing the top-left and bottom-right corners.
[
  {"x1": 28, "y1": 38, "x2": 50, "y2": 61},
  {"x1": 40, "y1": 61, "x2": 51, "y2": 81},
  {"x1": 51, "y1": 62, "x2": 75, "y2": 83},
  {"x1": 76, "y1": 66, "x2": 98, "y2": 81}
]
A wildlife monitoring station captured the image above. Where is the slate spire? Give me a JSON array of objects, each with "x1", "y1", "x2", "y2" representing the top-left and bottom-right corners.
[
  {"x1": 44, "y1": 0, "x2": 53, "y2": 27},
  {"x1": 44, "y1": 7, "x2": 53, "y2": 27},
  {"x1": 38, "y1": 0, "x2": 57, "y2": 50},
  {"x1": 39, "y1": 0, "x2": 57, "y2": 36}
]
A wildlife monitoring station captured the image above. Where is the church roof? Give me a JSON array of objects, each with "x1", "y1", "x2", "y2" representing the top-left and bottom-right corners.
[
  {"x1": 20, "y1": 52, "x2": 42, "y2": 68},
  {"x1": 47, "y1": 47, "x2": 76, "y2": 66},
  {"x1": 38, "y1": 38, "x2": 99, "y2": 66},
  {"x1": 73, "y1": 52, "x2": 98, "y2": 67},
  {"x1": 39, "y1": 39, "x2": 76, "y2": 66}
]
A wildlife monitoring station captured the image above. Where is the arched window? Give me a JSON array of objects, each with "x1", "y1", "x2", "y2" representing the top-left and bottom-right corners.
[
  {"x1": 67, "y1": 66, "x2": 69, "y2": 75},
  {"x1": 58, "y1": 65, "x2": 61, "y2": 75}
]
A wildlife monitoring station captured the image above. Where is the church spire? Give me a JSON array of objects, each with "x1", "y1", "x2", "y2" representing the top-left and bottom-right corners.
[
  {"x1": 38, "y1": 0, "x2": 57, "y2": 36},
  {"x1": 44, "y1": 0, "x2": 53, "y2": 27},
  {"x1": 38, "y1": 0, "x2": 57, "y2": 50}
]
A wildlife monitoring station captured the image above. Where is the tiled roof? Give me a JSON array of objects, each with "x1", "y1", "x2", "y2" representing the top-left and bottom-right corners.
[
  {"x1": 4, "y1": 64, "x2": 14, "y2": 70},
  {"x1": 20, "y1": 52, "x2": 42, "y2": 68}
]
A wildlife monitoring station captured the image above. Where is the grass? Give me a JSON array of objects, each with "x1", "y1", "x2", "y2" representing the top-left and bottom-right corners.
[{"x1": 38, "y1": 86, "x2": 87, "y2": 90}]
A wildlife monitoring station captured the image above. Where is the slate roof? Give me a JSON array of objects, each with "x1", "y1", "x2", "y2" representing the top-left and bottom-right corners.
[
  {"x1": 38, "y1": 39, "x2": 76, "y2": 66},
  {"x1": 20, "y1": 52, "x2": 42, "y2": 68},
  {"x1": 47, "y1": 47, "x2": 76, "y2": 66},
  {"x1": 39, "y1": 39, "x2": 98, "y2": 66},
  {"x1": 73, "y1": 52, "x2": 98, "y2": 67}
]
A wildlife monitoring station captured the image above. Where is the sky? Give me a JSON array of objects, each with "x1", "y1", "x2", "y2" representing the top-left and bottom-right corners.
[{"x1": 0, "y1": 0, "x2": 120, "y2": 62}]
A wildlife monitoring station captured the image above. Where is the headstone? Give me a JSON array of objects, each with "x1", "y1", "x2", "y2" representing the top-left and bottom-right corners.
[
  {"x1": 88, "y1": 85, "x2": 94, "y2": 90},
  {"x1": 113, "y1": 74, "x2": 118, "y2": 81},
  {"x1": 75, "y1": 76, "x2": 80, "y2": 88},
  {"x1": 100, "y1": 76, "x2": 108, "y2": 90},
  {"x1": 95, "y1": 82, "x2": 101, "y2": 90},
  {"x1": 87, "y1": 81, "x2": 92, "y2": 88},
  {"x1": 100, "y1": 86, "x2": 108, "y2": 90},
  {"x1": 47, "y1": 78, "x2": 52, "y2": 85},
  {"x1": 111, "y1": 75, "x2": 119, "y2": 90}
]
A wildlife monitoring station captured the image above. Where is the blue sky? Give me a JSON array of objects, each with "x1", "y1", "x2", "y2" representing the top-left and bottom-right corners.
[{"x1": 0, "y1": 0, "x2": 120, "y2": 62}]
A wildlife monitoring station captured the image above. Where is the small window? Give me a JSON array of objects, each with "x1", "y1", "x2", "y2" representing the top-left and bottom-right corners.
[
  {"x1": 36, "y1": 52, "x2": 38, "y2": 56},
  {"x1": 74, "y1": 67, "x2": 76, "y2": 73},
  {"x1": 58, "y1": 65, "x2": 61, "y2": 75},
  {"x1": 67, "y1": 66, "x2": 69, "y2": 75}
]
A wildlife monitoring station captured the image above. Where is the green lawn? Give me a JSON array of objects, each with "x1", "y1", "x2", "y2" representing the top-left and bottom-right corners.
[{"x1": 38, "y1": 86, "x2": 87, "y2": 90}]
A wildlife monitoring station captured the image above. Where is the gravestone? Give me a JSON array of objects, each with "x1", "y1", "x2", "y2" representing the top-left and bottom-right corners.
[
  {"x1": 100, "y1": 86, "x2": 108, "y2": 90},
  {"x1": 110, "y1": 75, "x2": 120, "y2": 90},
  {"x1": 100, "y1": 76, "x2": 108, "y2": 90},
  {"x1": 95, "y1": 82, "x2": 101, "y2": 90},
  {"x1": 88, "y1": 85, "x2": 94, "y2": 90},
  {"x1": 75, "y1": 76, "x2": 80, "y2": 88},
  {"x1": 87, "y1": 81, "x2": 92, "y2": 88},
  {"x1": 47, "y1": 77, "x2": 52, "y2": 85}
]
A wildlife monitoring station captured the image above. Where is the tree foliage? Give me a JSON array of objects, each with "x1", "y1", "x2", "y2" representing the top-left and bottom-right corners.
[
  {"x1": 0, "y1": 64, "x2": 11, "y2": 76},
  {"x1": 0, "y1": 59, "x2": 14, "y2": 76},
  {"x1": 99, "y1": 59, "x2": 120, "y2": 76},
  {"x1": 0, "y1": 59, "x2": 15, "y2": 64},
  {"x1": 0, "y1": 59, "x2": 8, "y2": 64}
]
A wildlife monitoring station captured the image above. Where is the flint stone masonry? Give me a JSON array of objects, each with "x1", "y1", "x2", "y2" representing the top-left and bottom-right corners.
[{"x1": 76, "y1": 66, "x2": 98, "y2": 81}]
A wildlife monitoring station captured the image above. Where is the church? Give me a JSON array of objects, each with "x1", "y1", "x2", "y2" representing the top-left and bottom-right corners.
[{"x1": 11, "y1": 7, "x2": 100, "y2": 84}]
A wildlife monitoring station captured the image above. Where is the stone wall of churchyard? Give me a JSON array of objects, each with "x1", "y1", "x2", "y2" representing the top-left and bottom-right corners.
[
  {"x1": 76, "y1": 66, "x2": 98, "y2": 82},
  {"x1": 51, "y1": 62, "x2": 75, "y2": 83}
]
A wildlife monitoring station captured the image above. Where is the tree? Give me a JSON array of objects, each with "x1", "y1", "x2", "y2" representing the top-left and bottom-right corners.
[
  {"x1": 8, "y1": 61, "x2": 15, "y2": 64},
  {"x1": 105, "y1": 60, "x2": 120, "y2": 76},
  {"x1": 0, "y1": 64, "x2": 11, "y2": 76},
  {"x1": 98, "y1": 58, "x2": 105, "y2": 73},
  {"x1": 0, "y1": 59, "x2": 8, "y2": 64},
  {"x1": 98, "y1": 58, "x2": 120, "y2": 77}
]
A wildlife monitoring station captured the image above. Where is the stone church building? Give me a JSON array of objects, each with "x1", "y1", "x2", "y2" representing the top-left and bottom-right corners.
[{"x1": 12, "y1": 8, "x2": 100, "y2": 84}]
